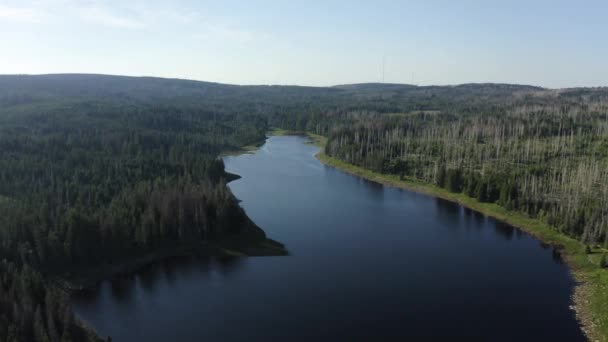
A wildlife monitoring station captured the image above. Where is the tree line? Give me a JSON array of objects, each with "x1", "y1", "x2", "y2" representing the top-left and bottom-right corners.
[
  {"x1": 0, "y1": 87, "x2": 269, "y2": 341},
  {"x1": 321, "y1": 88, "x2": 608, "y2": 244},
  {"x1": 2, "y1": 75, "x2": 606, "y2": 340}
]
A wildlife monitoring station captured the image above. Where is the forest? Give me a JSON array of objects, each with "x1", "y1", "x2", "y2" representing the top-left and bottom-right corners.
[
  {"x1": 319, "y1": 87, "x2": 608, "y2": 245},
  {"x1": 1, "y1": 74, "x2": 607, "y2": 341},
  {"x1": 262, "y1": 82, "x2": 608, "y2": 246},
  {"x1": 0, "y1": 75, "x2": 280, "y2": 341}
]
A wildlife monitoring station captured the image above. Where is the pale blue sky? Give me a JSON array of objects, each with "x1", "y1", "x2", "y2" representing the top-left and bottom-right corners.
[{"x1": 0, "y1": 0, "x2": 606, "y2": 87}]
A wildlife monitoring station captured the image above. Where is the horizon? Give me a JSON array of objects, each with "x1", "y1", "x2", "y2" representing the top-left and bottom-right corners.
[
  {"x1": 2, "y1": 72, "x2": 605, "y2": 90},
  {"x1": 1, "y1": 1, "x2": 607, "y2": 88}
]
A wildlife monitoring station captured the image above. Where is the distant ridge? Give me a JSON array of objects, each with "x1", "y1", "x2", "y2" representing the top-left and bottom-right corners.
[
  {"x1": 0, "y1": 74, "x2": 591, "y2": 106},
  {"x1": 0, "y1": 73, "x2": 550, "y2": 91},
  {"x1": 332, "y1": 82, "x2": 418, "y2": 90}
]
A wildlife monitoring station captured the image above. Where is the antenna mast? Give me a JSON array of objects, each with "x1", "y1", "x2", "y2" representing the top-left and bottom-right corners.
[{"x1": 382, "y1": 56, "x2": 386, "y2": 83}]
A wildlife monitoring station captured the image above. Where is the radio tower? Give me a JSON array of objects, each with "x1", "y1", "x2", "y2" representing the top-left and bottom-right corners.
[{"x1": 382, "y1": 56, "x2": 386, "y2": 83}]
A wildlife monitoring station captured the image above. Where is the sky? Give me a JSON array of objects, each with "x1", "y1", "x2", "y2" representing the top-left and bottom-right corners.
[{"x1": 0, "y1": 0, "x2": 606, "y2": 88}]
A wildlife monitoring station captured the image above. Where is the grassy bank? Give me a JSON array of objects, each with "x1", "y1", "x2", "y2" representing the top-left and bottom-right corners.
[
  {"x1": 220, "y1": 141, "x2": 266, "y2": 157},
  {"x1": 268, "y1": 127, "x2": 307, "y2": 136},
  {"x1": 268, "y1": 127, "x2": 327, "y2": 147},
  {"x1": 313, "y1": 142, "x2": 607, "y2": 341}
]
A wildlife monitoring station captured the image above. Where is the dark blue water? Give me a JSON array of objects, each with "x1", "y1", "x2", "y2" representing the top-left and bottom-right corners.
[{"x1": 72, "y1": 136, "x2": 585, "y2": 341}]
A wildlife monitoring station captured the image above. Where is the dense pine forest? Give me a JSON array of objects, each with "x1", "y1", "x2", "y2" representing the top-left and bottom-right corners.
[
  {"x1": 1, "y1": 74, "x2": 607, "y2": 341},
  {"x1": 0, "y1": 74, "x2": 285, "y2": 341},
  {"x1": 267, "y1": 83, "x2": 608, "y2": 246},
  {"x1": 319, "y1": 87, "x2": 608, "y2": 244}
]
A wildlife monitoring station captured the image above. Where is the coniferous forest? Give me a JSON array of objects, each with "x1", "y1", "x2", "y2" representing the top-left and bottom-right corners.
[
  {"x1": 1, "y1": 75, "x2": 607, "y2": 341},
  {"x1": 319, "y1": 86, "x2": 608, "y2": 244},
  {"x1": 0, "y1": 75, "x2": 279, "y2": 341}
]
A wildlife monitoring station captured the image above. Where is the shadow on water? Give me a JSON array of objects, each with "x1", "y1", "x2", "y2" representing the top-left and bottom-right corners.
[
  {"x1": 216, "y1": 256, "x2": 245, "y2": 277},
  {"x1": 494, "y1": 221, "x2": 515, "y2": 241},
  {"x1": 360, "y1": 178, "x2": 384, "y2": 201},
  {"x1": 138, "y1": 263, "x2": 162, "y2": 293},
  {"x1": 162, "y1": 258, "x2": 179, "y2": 286},
  {"x1": 162, "y1": 256, "x2": 217, "y2": 283},
  {"x1": 73, "y1": 255, "x2": 241, "y2": 305},
  {"x1": 463, "y1": 207, "x2": 474, "y2": 219},
  {"x1": 435, "y1": 198, "x2": 462, "y2": 228},
  {"x1": 552, "y1": 249, "x2": 564, "y2": 265},
  {"x1": 538, "y1": 241, "x2": 564, "y2": 265},
  {"x1": 110, "y1": 275, "x2": 137, "y2": 304},
  {"x1": 462, "y1": 207, "x2": 486, "y2": 231},
  {"x1": 72, "y1": 285, "x2": 102, "y2": 305}
]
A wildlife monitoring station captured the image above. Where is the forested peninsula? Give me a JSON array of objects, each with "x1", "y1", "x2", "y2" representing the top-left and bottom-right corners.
[
  {"x1": 1, "y1": 75, "x2": 608, "y2": 341},
  {"x1": 0, "y1": 75, "x2": 287, "y2": 342}
]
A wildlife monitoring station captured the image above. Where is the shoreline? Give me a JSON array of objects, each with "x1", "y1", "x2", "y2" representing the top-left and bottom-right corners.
[
  {"x1": 56, "y1": 236, "x2": 287, "y2": 292},
  {"x1": 305, "y1": 135, "x2": 605, "y2": 341},
  {"x1": 59, "y1": 139, "x2": 290, "y2": 293},
  {"x1": 65, "y1": 138, "x2": 288, "y2": 340},
  {"x1": 70, "y1": 131, "x2": 604, "y2": 340},
  {"x1": 64, "y1": 235, "x2": 287, "y2": 342}
]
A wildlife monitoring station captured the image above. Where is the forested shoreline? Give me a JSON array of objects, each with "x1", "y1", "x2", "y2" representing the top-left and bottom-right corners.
[
  {"x1": 0, "y1": 75, "x2": 284, "y2": 341},
  {"x1": 1, "y1": 74, "x2": 607, "y2": 341},
  {"x1": 323, "y1": 96, "x2": 608, "y2": 244},
  {"x1": 270, "y1": 84, "x2": 608, "y2": 341},
  {"x1": 275, "y1": 85, "x2": 608, "y2": 247}
]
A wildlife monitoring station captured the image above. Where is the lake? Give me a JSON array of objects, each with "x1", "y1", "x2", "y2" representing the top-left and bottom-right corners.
[{"x1": 72, "y1": 135, "x2": 585, "y2": 341}]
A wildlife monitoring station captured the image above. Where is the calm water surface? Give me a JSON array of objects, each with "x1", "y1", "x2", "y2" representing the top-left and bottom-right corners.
[{"x1": 72, "y1": 136, "x2": 585, "y2": 341}]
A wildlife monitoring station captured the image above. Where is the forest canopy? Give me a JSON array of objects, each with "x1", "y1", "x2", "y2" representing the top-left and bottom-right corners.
[{"x1": 1, "y1": 74, "x2": 607, "y2": 341}]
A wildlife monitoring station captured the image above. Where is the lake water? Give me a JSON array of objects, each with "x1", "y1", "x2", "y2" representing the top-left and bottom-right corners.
[{"x1": 72, "y1": 135, "x2": 585, "y2": 341}]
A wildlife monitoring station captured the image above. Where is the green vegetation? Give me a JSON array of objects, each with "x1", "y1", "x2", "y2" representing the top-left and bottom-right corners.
[
  {"x1": 268, "y1": 128, "x2": 327, "y2": 147},
  {"x1": 2, "y1": 74, "x2": 608, "y2": 341},
  {"x1": 288, "y1": 83, "x2": 608, "y2": 341},
  {"x1": 268, "y1": 127, "x2": 303, "y2": 136},
  {"x1": 0, "y1": 261, "x2": 105, "y2": 342},
  {"x1": 0, "y1": 75, "x2": 287, "y2": 342}
]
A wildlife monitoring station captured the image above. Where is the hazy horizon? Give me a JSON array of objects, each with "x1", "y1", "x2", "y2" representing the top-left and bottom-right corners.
[
  {"x1": 1, "y1": 0, "x2": 607, "y2": 88},
  {"x1": 0, "y1": 72, "x2": 592, "y2": 90}
]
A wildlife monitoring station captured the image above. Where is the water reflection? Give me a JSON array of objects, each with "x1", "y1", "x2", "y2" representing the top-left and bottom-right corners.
[
  {"x1": 138, "y1": 264, "x2": 161, "y2": 293},
  {"x1": 537, "y1": 242, "x2": 564, "y2": 264},
  {"x1": 216, "y1": 256, "x2": 245, "y2": 277},
  {"x1": 462, "y1": 207, "x2": 485, "y2": 231},
  {"x1": 463, "y1": 207, "x2": 474, "y2": 218},
  {"x1": 110, "y1": 276, "x2": 136, "y2": 304},
  {"x1": 494, "y1": 221, "x2": 515, "y2": 241},
  {"x1": 552, "y1": 249, "x2": 564, "y2": 264},
  {"x1": 361, "y1": 178, "x2": 384, "y2": 201},
  {"x1": 74, "y1": 256, "x2": 247, "y2": 306},
  {"x1": 72, "y1": 136, "x2": 585, "y2": 342},
  {"x1": 73, "y1": 285, "x2": 102, "y2": 305},
  {"x1": 435, "y1": 198, "x2": 463, "y2": 231},
  {"x1": 472, "y1": 210, "x2": 485, "y2": 226},
  {"x1": 435, "y1": 198, "x2": 461, "y2": 218}
]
